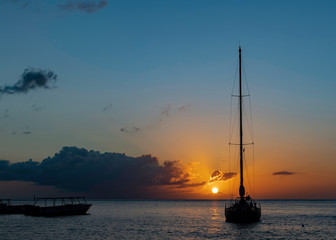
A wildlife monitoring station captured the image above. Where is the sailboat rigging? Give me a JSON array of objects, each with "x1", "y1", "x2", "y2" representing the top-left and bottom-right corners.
[{"x1": 225, "y1": 46, "x2": 261, "y2": 223}]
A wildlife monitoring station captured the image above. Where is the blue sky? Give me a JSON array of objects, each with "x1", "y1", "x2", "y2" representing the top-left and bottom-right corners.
[{"x1": 0, "y1": 0, "x2": 335, "y2": 187}]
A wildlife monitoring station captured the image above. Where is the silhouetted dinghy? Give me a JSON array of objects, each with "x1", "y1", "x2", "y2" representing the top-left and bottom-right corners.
[
  {"x1": 224, "y1": 46, "x2": 261, "y2": 223},
  {"x1": 0, "y1": 199, "x2": 34, "y2": 214},
  {"x1": 25, "y1": 197, "x2": 92, "y2": 217}
]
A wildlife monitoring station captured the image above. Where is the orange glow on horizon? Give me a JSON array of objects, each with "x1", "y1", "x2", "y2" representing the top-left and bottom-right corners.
[{"x1": 118, "y1": 111, "x2": 336, "y2": 199}]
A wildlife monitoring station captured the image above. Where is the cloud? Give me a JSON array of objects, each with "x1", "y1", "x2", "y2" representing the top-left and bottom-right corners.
[
  {"x1": 102, "y1": 103, "x2": 112, "y2": 111},
  {"x1": 208, "y1": 170, "x2": 236, "y2": 183},
  {"x1": 120, "y1": 126, "x2": 141, "y2": 134},
  {"x1": 178, "y1": 104, "x2": 192, "y2": 112},
  {"x1": 120, "y1": 103, "x2": 193, "y2": 134},
  {"x1": 0, "y1": 68, "x2": 57, "y2": 95},
  {"x1": 58, "y1": 0, "x2": 108, "y2": 13},
  {"x1": 272, "y1": 171, "x2": 297, "y2": 176},
  {"x1": 3, "y1": 109, "x2": 9, "y2": 119},
  {"x1": 6, "y1": 0, "x2": 107, "y2": 13},
  {"x1": 0, "y1": 147, "x2": 203, "y2": 198},
  {"x1": 5, "y1": 0, "x2": 39, "y2": 12},
  {"x1": 160, "y1": 104, "x2": 192, "y2": 120},
  {"x1": 32, "y1": 104, "x2": 45, "y2": 112},
  {"x1": 6, "y1": 0, "x2": 30, "y2": 8},
  {"x1": 173, "y1": 169, "x2": 236, "y2": 189},
  {"x1": 161, "y1": 104, "x2": 171, "y2": 118}
]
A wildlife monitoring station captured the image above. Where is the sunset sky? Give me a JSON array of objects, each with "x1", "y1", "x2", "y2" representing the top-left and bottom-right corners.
[{"x1": 0, "y1": 0, "x2": 335, "y2": 199}]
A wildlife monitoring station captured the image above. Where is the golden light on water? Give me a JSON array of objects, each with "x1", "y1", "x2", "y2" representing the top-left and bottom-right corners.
[{"x1": 212, "y1": 187, "x2": 218, "y2": 194}]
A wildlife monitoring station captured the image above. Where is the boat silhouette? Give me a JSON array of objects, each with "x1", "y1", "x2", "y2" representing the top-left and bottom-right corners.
[
  {"x1": 0, "y1": 199, "x2": 34, "y2": 214},
  {"x1": 25, "y1": 196, "x2": 92, "y2": 217},
  {"x1": 225, "y1": 46, "x2": 261, "y2": 223}
]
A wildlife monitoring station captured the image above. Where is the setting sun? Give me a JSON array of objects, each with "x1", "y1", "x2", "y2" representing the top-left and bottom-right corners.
[{"x1": 212, "y1": 187, "x2": 219, "y2": 194}]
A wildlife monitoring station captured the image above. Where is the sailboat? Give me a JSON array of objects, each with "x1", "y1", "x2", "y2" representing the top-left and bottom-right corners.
[{"x1": 225, "y1": 46, "x2": 261, "y2": 222}]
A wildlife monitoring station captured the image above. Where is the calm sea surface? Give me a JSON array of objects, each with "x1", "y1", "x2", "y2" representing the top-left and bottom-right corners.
[{"x1": 1, "y1": 200, "x2": 335, "y2": 239}]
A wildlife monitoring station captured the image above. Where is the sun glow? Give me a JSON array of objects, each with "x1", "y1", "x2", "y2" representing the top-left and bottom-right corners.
[{"x1": 212, "y1": 187, "x2": 218, "y2": 194}]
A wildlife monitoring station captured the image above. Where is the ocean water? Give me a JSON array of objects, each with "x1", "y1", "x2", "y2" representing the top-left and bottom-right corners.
[{"x1": 1, "y1": 200, "x2": 335, "y2": 239}]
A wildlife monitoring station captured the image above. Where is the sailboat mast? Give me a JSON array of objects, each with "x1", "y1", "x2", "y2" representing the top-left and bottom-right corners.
[{"x1": 239, "y1": 46, "x2": 245, "y2": 198}]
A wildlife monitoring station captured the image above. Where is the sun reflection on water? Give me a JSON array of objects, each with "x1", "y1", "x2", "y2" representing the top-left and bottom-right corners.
[{"x1": 208, "y1": 201, "x2": 223, "y2": 235}]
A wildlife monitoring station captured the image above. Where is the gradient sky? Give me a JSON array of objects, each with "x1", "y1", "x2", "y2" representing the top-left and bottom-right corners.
[{"x1": 0, "y1": 0, "x2": 335, "y2": 199}]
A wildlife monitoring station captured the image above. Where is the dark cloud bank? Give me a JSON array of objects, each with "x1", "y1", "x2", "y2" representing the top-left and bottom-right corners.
[{"x1": 0, "y1": 147, "x2": 231, "y2": 198}]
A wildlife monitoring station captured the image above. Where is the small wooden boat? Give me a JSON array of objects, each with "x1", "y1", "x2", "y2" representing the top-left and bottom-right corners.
[{"x1": 25, "y1": 196, "x2": 92, "y2": 217}]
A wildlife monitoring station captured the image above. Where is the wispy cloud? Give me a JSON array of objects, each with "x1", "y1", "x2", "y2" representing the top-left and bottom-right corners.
[
  {"x1": 6, "y1": 0, "x2": 31, "y2": 8},
  {"x1": 102, "y1": 103, "x2": 112, "y2": 112},
  {"x1": 32, "y1": 104, "x2": 45, "y2": 112},
  {"x1": 208, "y1": 170, "x2": 236, "y2": 183},
  {"x1": 3, "y1": 109, "x2": 9, "y2": 119},
  {"x1": 6, "y1": 0, "x2": 108, "y2": 13},
  {"x1": 178, "y1": 104, "x2": 192, "y2": 112},
  {"x1": 58, "y1": 0, "x2": 108, "y2": 13},
  {"x1": 120, "y1": 104, "x2": 193, "y2": 134},
  {"x1": 273, "y1": 171, "x2": 297, "y2": 176},
  {"x1": 161, "y1": 104, "x2": 171, "y2": 118},
  {"x1": 120, "y1": 126, "x2": 140, "y2": 134},
  {"x1": 11, "y1": 127, "x2": 32, "y2": 136},
  {"x1": 172, "y1": 169, "x2": 236, "y2": 189},
  {"x1": 0, "y1": 68, "x2": 57, "y2": 95}
]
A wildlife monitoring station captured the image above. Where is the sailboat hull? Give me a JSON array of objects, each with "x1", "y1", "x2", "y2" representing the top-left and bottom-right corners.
[{"x1": 225, "y1": 202, "x2": 261, "y2": 223}]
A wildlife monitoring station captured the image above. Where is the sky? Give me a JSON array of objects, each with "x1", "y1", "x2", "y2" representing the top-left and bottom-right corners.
[{"x1": 0, "y1": 0, "x2": 335, "y2": 199}]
